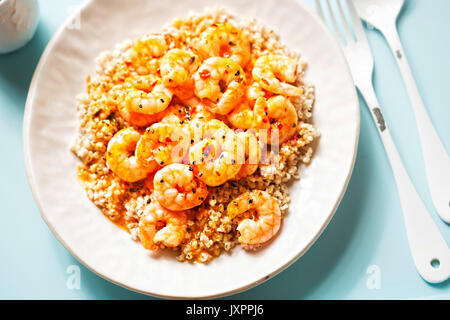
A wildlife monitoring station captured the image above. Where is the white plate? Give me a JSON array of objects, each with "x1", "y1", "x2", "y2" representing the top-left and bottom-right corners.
[{"x1": 23, "y1": 0, "x2": 359, "y2": 299}]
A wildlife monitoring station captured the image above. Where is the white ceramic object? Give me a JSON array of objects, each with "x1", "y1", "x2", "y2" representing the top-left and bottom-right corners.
[
  {"x1": 0, "y1": 0, "x2": 39, "y2": 54},
  {"x1": 23, "y1": 0, "x2": 360, "y2": 298},
  {"x1": 353, "y1": 0, "x2": 450, "y2": 223},
  {"x1": 315, "y1": 0, "x2": 450, "y2": 283}
]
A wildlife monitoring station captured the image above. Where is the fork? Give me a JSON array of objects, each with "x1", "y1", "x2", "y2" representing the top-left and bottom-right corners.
[
  {"x1": 315, "y1": 0, "x2": 450, "y2": 283},
  {"x1": 353, "y1": 0, "x2": 450, "y2": 225}
]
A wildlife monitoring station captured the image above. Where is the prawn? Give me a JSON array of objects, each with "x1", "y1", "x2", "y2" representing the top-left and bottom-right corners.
[
  {"x1": 197, "y1": 23, "x2": 251, "y2": 67},
  {"x1": 181, "y1": 96, "x2": 230, "y2": 135},
  {"x1": 194, "y1": 57, "x2": 246, "y2": 115},
  {"x1": 117, "y1": 102, "x2": 161, "y2": 127},
  {"x1": 159, "y1": 104, "x2": 190, "y2": 124},
  {"x1": 139, "y1": 200, "x2": 187, "y2": 250},
  {"x1": 227, "y1": 82, "x2": 267, "y2": 130},
  {"x1": 252, "y1": 55, "x2": 303, "y2": 96},
  {"x1": 246, "y1": 81, "x2": 266, "y2": 102},
  {"x1": 123, "y1": 35, "x2": 167, "y2": 75},
  {"x1": 234, "y1": 130, "x2": 260, "y2": 179},
  {"x1": 189, "y1": 127, "x2": 243, "y2": 186},
  {"x1": 253, "y1": 95, "x2": 298, "y2": 145},
  {"x1": 227, "y1": 101, "x2": 256, "y2": 130},
  {"x1": 202, "y1": 119, "x2": 232, "y2": 139},
  {"x1": 181, "y1": 96, "x2": 215, "y2": 122},
  {"x1": 106, "y1": 128, "x2": 156, "y2": 182},
  {"x1": 227, "y1": 190, "x2": 281, "y2": 246},
  {"x1": 112, "y1": 85, "x2": 163, "y2": 127},
  {"x1": 153, "y1": 164, "x2": 209, "y2": 211},
  {"x1": 133, "y1": 34, "x2": 167, "y2": 58},
  {"x1": 136, "y1": 122, "x2": 190, "y2": 167},
  {"x1": 116, "y1": 88, "x2": 184, "y2": 127},
  {"x1": 187, "y1": 118, "x2": 231, "y2": 152},
  {"x1": 160, "y1": 49, "x2": 200, "y2": 88},
  {"x1": 124, "y1": 75, "x2": 173, "y2": 115}
]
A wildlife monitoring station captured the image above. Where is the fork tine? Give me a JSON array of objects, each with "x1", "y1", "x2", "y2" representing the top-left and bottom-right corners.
[
  {"x1": 336, "y1": 0, "x2": 355, "y2": 44},
  {"x1": 345, "y1": 0, "x2": 370, "y2": 44},
  {"x1": 324, "y1": 0, "x2": 343, "y2": 45}
]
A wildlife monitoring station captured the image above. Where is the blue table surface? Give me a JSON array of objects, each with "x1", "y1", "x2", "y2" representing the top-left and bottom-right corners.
[{"x1": 1, "y1": 0, "x2": 449, "y2": 299}]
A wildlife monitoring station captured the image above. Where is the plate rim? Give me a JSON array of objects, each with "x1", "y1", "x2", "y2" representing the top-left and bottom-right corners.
[{"x1": 22, "y1": 0, "x2": 360, "y2": 299}]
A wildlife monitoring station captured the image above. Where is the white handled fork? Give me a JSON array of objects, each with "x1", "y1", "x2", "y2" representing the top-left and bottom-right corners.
[{"x1": 315, "y1": 0, "x2": 450, "y2": 283}]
